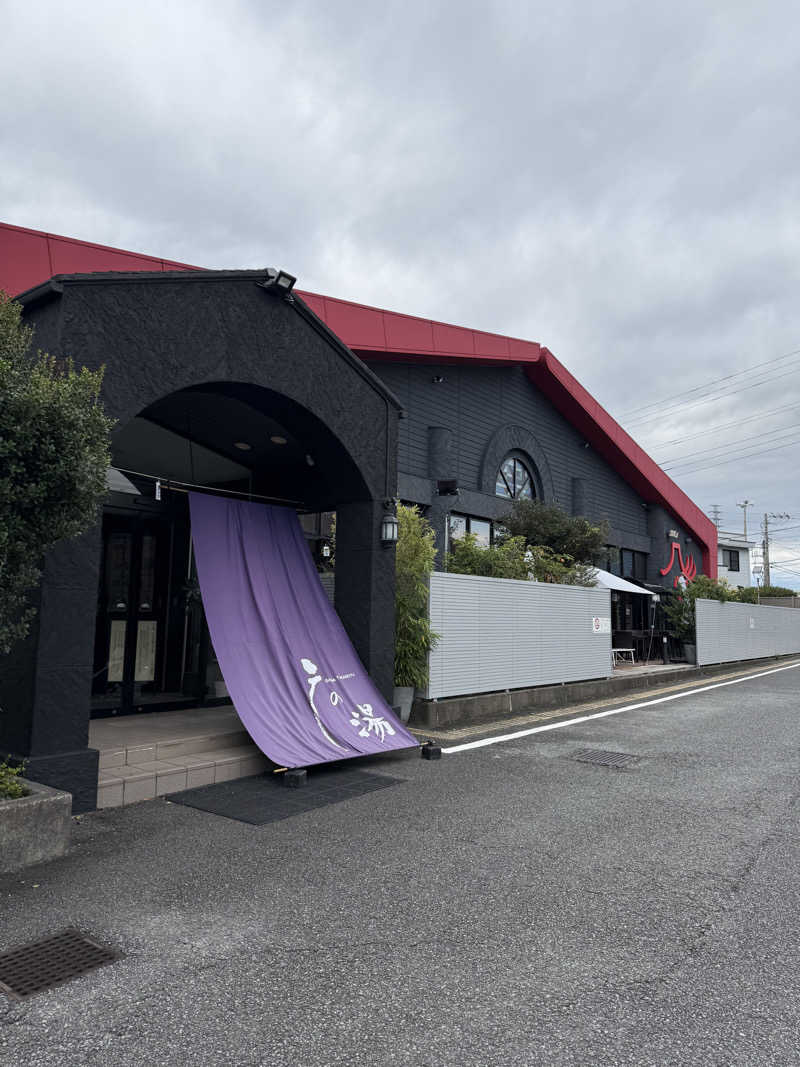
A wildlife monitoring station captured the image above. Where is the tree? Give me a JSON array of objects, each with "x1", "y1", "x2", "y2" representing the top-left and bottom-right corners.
[
  {"x1": 0, "y1": 292, "x2": 113, "y2": 653},
  {"x1": 446, "y1": 533, "x2": 596, "y2": 586},
  {"x1": 738, "y1": 584, "x2": 797, "y2": 603},
  {"x1": 497, "y1": 499, "x2": 608, "y2": 562},
  {"x1": 394, "y1": 505, "x2": 439, "y2": 689},
  {"x1": 663, "y1": 575, "x2": 736, "y2": 641},
  {"x1": 446, "y1": 533, "x2": 531, "y2": 580}
]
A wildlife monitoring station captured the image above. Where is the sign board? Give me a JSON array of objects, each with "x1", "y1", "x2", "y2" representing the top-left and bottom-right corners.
[
  {"x1": 107, "y1": 620, "x2": 126, "y2": 682},
  {"x1": 592, "y1": 616, "x2": 611, "y2": 634},
  {"x1": 134, "y1": 620, "x2": 157, "y2": 681}
]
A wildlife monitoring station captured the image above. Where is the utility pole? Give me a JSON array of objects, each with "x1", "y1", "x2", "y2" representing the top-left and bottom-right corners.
[
  {"x1": 762, "y1": 511, "x2": 791, "y2": 588},
  {"x1": 763, "y1": 514, "x2": 770, "y2": 588},
  {"x1": 737, "y1": 499, "x2": 755, "y2": 539},
  {"x1": 708, "y1": 505, "x2": 722, "y2": 529}
]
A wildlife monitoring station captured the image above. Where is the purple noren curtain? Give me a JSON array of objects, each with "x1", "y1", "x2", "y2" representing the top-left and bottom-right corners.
[{"x1": 189, "y1": 493, "x2": 417, "y2": 768}]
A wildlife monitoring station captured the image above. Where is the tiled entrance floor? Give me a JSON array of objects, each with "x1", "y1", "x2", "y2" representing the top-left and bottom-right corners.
[{"x1": 90, "y1": 706, "x2": 271, "y2": 809}]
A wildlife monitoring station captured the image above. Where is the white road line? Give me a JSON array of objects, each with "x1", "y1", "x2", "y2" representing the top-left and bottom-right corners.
[{"x1": 442, "y1": 660, "x2": 800, "y2": 754}]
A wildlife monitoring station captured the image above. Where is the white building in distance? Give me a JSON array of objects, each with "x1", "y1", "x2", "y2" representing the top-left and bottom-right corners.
[{"x1": 717, "y1": 530, "x2": 755, "y2": 588}]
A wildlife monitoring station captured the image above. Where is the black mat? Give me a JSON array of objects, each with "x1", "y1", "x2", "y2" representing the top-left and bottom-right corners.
[{"x1": 167, "y1": 766, "x2": 402, "y2": 825}]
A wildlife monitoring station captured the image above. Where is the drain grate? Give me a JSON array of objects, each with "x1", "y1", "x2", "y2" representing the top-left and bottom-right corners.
[
  {"x1": 0, "y1": 929, "x2": 120, "y2": 1001},
  {"x1": 572, "y1": 748, "x2": 640, "y2": 769}
]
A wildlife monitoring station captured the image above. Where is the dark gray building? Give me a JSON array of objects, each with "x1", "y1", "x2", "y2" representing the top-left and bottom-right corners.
[{"x1": 0, "y1": 224, "x2": 718, "y2": 812}]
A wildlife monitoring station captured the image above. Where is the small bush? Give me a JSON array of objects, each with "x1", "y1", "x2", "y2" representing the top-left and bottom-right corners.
[
  {"x1": 0, "y1": 761, "x2": 27, "y2": 801},
  {"x1": 446, "y1": 533, "x2": 531, "y2": 580},
  {"x1": 497, "y1": 499, "x2": 608, "y2": 562},
  {"x1": 664, "y1": 575, "x2": 737, "y2": 641},
  {"x1": 394, "y1": 505, "x2": 439, "y2": 689},
  {"x1": 737, "y1": 585, "x2": 797, "y2": 603},
  {"x1": 446, "y1": 534, "x2": 596, "y2": 586}
]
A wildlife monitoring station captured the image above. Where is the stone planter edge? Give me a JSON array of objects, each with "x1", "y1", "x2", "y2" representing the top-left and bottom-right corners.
[{"x1": 0, "y1": 777, "x2": 72, "y2": 873}]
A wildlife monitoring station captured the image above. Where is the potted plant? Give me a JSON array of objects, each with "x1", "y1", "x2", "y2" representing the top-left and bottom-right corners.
[
  {"x1": 663, "y1": 575, "x2": 736, "y2": 663},
  {"x1": 393, "y1": 505, "x2": 439, "y2": 722},
  {"x1": 0, "y1": 760, "x2": 27, "y2": 802}
]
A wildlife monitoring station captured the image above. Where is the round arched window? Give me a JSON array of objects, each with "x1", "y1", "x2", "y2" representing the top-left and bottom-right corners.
[{"x1": 495, "y1": 456, "x2": 535, "y2": 500}]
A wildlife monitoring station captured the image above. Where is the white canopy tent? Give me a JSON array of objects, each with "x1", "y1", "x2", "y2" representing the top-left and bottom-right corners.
[{"x1": 590, "y1": 567, "x2": 656, "y2": 597}]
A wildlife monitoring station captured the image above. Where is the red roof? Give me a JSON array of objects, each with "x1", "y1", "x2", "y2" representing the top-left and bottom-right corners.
[{"x1": 0, "y1": 220, "x2": 716, "y2": 576}]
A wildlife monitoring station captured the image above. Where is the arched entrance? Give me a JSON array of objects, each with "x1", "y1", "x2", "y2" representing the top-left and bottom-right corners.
[
  {"x1": 93, "y1": 380, "x2": 374, "y2": 717},
  {"x1": 0, "y1": 270, "x2": 402, "y2": 809}
]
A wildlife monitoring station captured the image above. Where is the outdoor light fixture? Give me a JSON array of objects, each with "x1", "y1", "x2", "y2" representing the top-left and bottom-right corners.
[
  {"x1": 270, "y1": 435, "x2": 287, "y2": 445},
  {"x1": 381, "y1": 506, "x2": 399, "y2": 546},
  {"x1": 234, "y1": 441, "x2": 252, "y2": 451},
  {"x1": 257, "y1": 268, "x2": 297, "y2": 298},
  {"x1": 322, "y1": 543, "x2": 331, "y2": 558},
  {"x1": 436, "y1": 479, "x2": 458, "y2": 496}
]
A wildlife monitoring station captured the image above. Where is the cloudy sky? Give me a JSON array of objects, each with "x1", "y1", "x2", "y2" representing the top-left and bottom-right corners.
[{"x1": 3, "y1": 1, "x2": 800, "y2": 581}]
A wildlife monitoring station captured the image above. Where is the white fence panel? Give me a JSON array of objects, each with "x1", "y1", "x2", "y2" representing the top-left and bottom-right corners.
[
  {"x1": 426, "y1": 572, "x2": 612, "y2": 699},
  {"x1": 695, "y1": 598, "x2": 800, "y2": 665}
]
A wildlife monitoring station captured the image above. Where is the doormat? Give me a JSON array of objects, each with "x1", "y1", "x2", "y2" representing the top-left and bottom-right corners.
[{"x1": 167, "y1": 766, "x2": 403, "y2": 825}]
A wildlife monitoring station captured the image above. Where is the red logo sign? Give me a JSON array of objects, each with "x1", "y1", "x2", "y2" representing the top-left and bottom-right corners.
[{"x1": 660, "y1": 541, "x2": 697, "y2": 587}]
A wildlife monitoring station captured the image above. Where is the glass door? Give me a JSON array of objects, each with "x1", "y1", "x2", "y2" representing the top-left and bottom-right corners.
[{"x1": 92, "y1": 514, "x2": 188, "y2": 715}]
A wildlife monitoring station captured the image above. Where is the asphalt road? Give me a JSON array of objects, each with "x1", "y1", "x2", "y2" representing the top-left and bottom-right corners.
[{"x1": 2, "y1": 661, "x2": 800, "y2": 1066}]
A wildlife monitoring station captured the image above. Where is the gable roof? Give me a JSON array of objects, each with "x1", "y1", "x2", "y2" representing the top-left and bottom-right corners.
[{"x1": 0, "y1": 220, "x2": 717, "y2": 576}]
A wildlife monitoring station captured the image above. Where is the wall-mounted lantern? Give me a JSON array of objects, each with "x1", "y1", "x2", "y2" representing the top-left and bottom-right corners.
[{"x1": 381, "y1": 505, "x2": 399, "y2": 546}]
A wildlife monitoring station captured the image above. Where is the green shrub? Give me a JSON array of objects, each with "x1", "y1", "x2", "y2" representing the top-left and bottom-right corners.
[
  {"x1": 737, "y1": 585, "x2": 797, "y2": 603},
  {"x1": 394, "y1": 505, "x2": 439, "y2": 689},
  {"x1": 446, "y1": 533, "x2": 531, "y2": 580},
  {"x1": 0, "y1": 292, "x2": 113, "y2": 653},
  {"x1": 526, "y1": 545, "x2": 597, "y2": 586},
  {"x1": 0, "y1": 760, "x2": 27, "y2": 801},
  {"x1": 446, "y1": 534, "x2": 596, "y2": 586},
  {"x1": 497, "y1": 499, "x2": 608, "y2": 562},
  {"x1": 664, "y1": 575, "x2": 737, "y2": 641}
]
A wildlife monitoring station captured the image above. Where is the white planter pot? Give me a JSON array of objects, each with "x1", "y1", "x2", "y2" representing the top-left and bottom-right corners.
[{"x1": 393, "y1": 686, "x2": 415, "y2": 724}]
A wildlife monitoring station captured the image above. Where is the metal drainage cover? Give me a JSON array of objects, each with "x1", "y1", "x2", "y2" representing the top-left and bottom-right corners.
[
  {"x1": 0, "y1": 929, "x2": 120, "y2": 1001},
  {"x1": 572, "y1": 748, "x2": 640, "y2": 769}
]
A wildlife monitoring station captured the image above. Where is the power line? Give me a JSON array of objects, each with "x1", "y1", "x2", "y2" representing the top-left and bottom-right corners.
[
  {"x1": 765, "y1": 566, "x2": 800, "y2": 580},
  {"x1": 661, "y1": 433, "x2": 800, "y2": 478},
  {"x1": 661, "y1": 422, "x2": 800, "y2": 468},
  {"x1": 623, "y1": 361, "x2": 800, "y2": 428},
  {"x1": 642, "y1": 400, "x2": 800, "y2": 451},
  {"x1": 618, "y1": 344, "x2": 800, "y2": 419}
]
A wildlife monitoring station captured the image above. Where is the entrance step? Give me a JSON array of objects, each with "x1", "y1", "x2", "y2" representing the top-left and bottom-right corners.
[
  {"x1": 91, "y1": 707, "x2": 271, "y2": 809},
  {"x1": 97, "y1": 727, "x2": 251, "y2": 770}
]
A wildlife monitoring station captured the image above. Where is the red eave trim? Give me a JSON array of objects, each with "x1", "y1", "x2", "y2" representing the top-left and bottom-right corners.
[
  {"x1": 294, "y1": 288, "x2": 543, "y2": 365},
  {"x1": 0, "y1": 221, "x2": 716, "y2": 574},
  {"x1": 526, "y1": 349, "x2": 717, "y2": 577}
]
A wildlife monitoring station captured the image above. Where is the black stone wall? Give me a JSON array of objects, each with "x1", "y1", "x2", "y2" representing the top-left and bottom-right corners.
[{"x1": 0, "y1": 273, "x2": 401, "y2": 810}]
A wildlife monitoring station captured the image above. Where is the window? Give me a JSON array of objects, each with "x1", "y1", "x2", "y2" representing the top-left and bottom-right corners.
[
  {"x1": 722, "y1": 548, "x2": 740, "y2": 572},
  {"x1": 448, "y1": 513, "x2": 492, "y2": 548},
  {"x1": 621, "y1": 549, "x2": 647, "y2": 581},
  {"x1": 495, "y1": 456, "x2": 535, "y2": 500},
  {"x1": 604, "y1": 546, "x2": 621, "y2": 576}
]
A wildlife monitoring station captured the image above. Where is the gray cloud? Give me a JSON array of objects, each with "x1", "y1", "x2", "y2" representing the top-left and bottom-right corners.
[{"x1": 3, "y1": 0, "x2": 800, "y2": 578}]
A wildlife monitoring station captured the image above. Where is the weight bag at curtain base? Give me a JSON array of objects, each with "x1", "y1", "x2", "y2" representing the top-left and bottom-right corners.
[{"x1": 189, "y1": 493, "x2": 417, "y2": 768}]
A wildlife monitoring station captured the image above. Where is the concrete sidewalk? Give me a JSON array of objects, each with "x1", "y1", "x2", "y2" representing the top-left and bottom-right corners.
[{"x1": 413, "y1": 648, "x2": 800, "y2": 742}]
